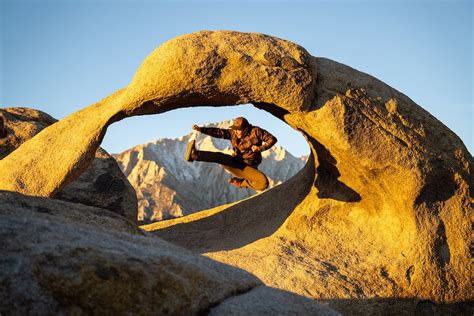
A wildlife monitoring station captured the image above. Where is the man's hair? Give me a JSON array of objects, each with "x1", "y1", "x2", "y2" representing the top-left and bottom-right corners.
[{"x1": 229, "y1": 117, "x2": 250, "y2": 130}]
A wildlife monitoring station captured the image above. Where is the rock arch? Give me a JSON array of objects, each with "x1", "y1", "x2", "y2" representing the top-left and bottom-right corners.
[{"x1": 0, "y1": 30, "x2": 471, "y2": 308}]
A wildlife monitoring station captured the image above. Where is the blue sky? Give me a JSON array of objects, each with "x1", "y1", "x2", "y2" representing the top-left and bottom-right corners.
[{"x1": 1, "y1": 0, "x2": 472, "y2": 157}]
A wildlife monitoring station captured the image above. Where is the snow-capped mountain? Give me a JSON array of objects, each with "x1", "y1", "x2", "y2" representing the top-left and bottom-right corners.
[{"x1": 114, "y1": 120, "x2": 307, "y2": 223}]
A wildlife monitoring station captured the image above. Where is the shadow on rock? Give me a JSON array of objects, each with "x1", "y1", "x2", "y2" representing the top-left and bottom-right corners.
[
  {"x1": 299, "y1": 129, "x2": 361, "y2": 203},
  {"x1": 320, "y1": 297, "x2": 473, "y2": 316}
]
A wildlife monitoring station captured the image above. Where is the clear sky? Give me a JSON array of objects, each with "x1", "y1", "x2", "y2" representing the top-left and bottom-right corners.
[{"x1": 1, "y1": 0, "x2": 472, "y2": 157}]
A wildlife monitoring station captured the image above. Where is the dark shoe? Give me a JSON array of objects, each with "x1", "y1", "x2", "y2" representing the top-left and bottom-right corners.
[
  {"x1": 185, "y1": 140, "x2": 197, "y2": 162},
  {"x1": 228, "y1": 177, "x2": 244, "y2": 188}
]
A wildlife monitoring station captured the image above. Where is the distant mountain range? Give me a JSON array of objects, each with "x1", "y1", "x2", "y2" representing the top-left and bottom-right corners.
[{"x1": 113, "y1": 121, "x2": 307, "y2": 223}]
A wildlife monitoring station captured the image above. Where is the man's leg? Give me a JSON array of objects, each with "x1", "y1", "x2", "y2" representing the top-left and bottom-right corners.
[
  {"x1": 221, "y1": 165, "x2": 269, "y2": 191},
  {"x1": 194, "y1": 150, "x2": 247, "y2": 170},
  {"x1": 185, "y1": 141, "x2": 268, "y2": 190}
]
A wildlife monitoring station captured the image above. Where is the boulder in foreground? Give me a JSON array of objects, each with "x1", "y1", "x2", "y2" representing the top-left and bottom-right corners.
[{"x1": 0, "y1": 190, "x2": 338, "y2": 315}]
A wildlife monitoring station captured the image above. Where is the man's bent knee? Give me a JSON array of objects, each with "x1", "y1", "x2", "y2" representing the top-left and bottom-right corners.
[
  {"x1": 252, "y1": 178, "x2": 269, "y2": 191},
  {"x1": 243, "y1": 167, "x2": 269, "y2": 191}
]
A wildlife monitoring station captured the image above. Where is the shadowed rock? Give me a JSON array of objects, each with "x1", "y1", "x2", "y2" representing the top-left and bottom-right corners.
[
  {"x1": 0, "y1": 30, "x2": 471, "y2": 313},
  {"x1": 0, "y1": 115, "x2": 7, "y2": 139},
  {"x1": 0, "y1": 190, "x2": 338, "y2": 315},
  {"x1": 0, "y1": 107, "x2": 138, "y2": 223}
]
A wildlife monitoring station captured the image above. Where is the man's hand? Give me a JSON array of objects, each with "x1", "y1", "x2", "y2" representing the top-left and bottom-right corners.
[
  {"x1": 251, "y1": 145, "x2": 262, "y2": 153},
  {"x1": 192, "y1": 124, "x2": 201, "y2": 132}
]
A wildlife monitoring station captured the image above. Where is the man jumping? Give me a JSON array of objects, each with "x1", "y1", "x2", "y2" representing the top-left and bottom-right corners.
[{"x1": 185, "y1": 117, "x2": 277, "y2": 191}]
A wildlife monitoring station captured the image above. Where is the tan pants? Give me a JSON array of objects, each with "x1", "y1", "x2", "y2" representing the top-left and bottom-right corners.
[
  {"x1": 222, "y1": 165, "x2": 269, "y2": 191},
  {"x1": 194, "y1": 150, "x2": 269, "y2": 191}
]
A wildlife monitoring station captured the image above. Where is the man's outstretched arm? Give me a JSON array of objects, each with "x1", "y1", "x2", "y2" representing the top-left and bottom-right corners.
[
  {"x1": 252, "y1": 127, "x2": 277, "y2": 152},
  {"x1": 192, "y1": 124, "x2": 231, "y2": 139}
]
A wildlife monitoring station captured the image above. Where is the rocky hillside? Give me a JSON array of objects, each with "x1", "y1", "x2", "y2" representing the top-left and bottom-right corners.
[{"x1": 114, "y1": 120, "x2": 307, "y2": 222}]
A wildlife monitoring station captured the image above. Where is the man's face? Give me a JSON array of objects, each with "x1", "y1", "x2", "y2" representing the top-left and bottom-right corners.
[{"x1": 235, "y1": 130, "x2": 243, "y2": 138}]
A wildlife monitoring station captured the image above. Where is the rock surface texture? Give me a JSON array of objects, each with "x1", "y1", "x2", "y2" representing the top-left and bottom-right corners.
[
  {"x1": 1, "y1": 190, "x2": 337, "y2": 315},
  {"x1": 0, "y1": 31, "x2": 472, "y2": 314},
  {"x1": 0, "y1": 107, "x2": 137, "y2": 223}
]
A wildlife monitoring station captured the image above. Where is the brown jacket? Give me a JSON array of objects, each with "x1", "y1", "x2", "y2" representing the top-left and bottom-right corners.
[{"x1": 199, "y1": 125, "x2": 277, "y2": 167}]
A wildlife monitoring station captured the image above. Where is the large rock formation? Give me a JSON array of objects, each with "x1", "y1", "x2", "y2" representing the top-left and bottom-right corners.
[
  {"x1": 0, "y1": 107, "x2": 137, "y2": 223},
  {"x1": 0, "y1": 31, "x2": 471, "y2": 313},
  {"x1": 0, "y1": 107, "x2": 57, "y2": 160},
  {"x1": 1, "y1": 190, "x2": 337, "y2": 315},
  {"x1": 114, "y1": 120, "x2": 306, "y2": 222}
]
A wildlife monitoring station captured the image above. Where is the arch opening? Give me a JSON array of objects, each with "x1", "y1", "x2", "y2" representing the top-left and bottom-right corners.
[
  {"x1": 104, "y1": 103, "x2": 311, "y2": 224},
  {"x1": 120, "y1": 99, "x2": 362, "y2": 252}
]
